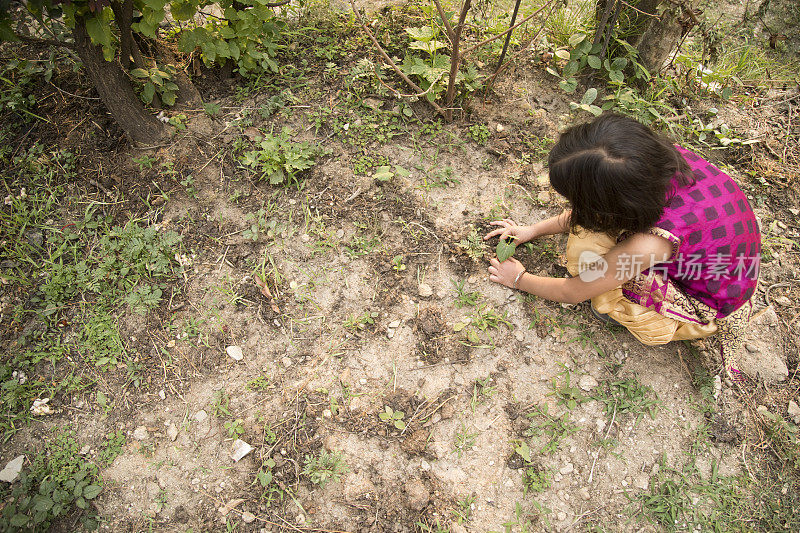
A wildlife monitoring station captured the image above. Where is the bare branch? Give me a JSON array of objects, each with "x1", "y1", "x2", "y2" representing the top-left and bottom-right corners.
[
  {"x1": 348, "y1": 0, "x2": 446, "y2": 117},
  {"x1": 461, "y1": 0, "x2": 556, "y2": 56},
  {"x1": 432, "y1": 0, "x2": 455, "y2": 43},
  {"x1": 443, "y1": 0, "x2": 472, "y2": 121},
  {"x1": 14, "y1": 34, "x2": 75, "y2": 50}
]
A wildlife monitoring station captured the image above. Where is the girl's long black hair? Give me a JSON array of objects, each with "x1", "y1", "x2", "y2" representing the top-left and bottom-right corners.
[{"x1": 548, "y1": 113, "x2": 692, "y2": 236}]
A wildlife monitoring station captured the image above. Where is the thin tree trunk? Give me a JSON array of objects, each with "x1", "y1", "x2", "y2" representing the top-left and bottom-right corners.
[
  {"x1": 73, "y1": 17, "x2": 165, "y2": 145},
  {"x1": 110, "y1": 0, "x2": 146, "y2": 69}
]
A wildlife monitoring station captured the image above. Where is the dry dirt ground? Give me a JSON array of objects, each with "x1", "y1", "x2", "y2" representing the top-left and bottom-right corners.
[{"x1": 2, "y1": 3, "x2": 800, "y2": 533}]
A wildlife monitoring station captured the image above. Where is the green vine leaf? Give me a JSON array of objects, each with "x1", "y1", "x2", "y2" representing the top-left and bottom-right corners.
[{"x1": 496, "y1": 239, "x2": 517, "y2": 263}]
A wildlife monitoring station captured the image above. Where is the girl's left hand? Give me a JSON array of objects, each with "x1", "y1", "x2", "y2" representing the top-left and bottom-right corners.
[{"x1": 488, "y1": 257, "x2": 525, "y2": 288}]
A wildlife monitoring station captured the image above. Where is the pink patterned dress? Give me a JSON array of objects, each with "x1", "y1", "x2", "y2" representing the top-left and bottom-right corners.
[{"x1": 619, "y1": 146, "x2": 760, "y2": 376}]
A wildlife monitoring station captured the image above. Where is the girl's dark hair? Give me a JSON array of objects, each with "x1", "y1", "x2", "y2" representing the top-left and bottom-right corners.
[{"x1": 548, "y1": 113, "x2": 692, "y2": 235}]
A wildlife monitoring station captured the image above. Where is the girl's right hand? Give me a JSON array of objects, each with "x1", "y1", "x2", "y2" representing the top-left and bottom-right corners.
[{"x1": 484, "y1": 219, "x2": 537, "y2": 244}]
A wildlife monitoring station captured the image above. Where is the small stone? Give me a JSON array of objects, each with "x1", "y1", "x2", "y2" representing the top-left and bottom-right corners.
[
  {"x1": 230, "y1": 439, "x2": 254, "y2": 462},
  {"x1": 579, "y1": 488, "x2": 590, "y2": 500},
  {"x1": 159, "y1": 390, "x2": 166, "y2": 400},
  {"x1": 296, "y1": 514, "x2": 305, "y2": 524},
  {"x1": 79, "y1": 445, "x2": 91, "y2": 455},
  {"x1": 634, "y1": 476, "x2": 649, "y2": 490},
  {"x1": 788, "y1": 400, "x2": 800, "y2": 424},
  {"x1": 166, "y1": 423, "x2": 179, "y2": 442},
  {"x1": 745, "y1": 343, "x2": 759, "y2": 353},
  {"x1": 557, "y1": 511, "x2": 567, "y2": 521},
  {"x1": 336, "y1": 229, "x2": 345, "y2": 239},
  {"x1": 241, "y1": 511, "x2": 256, "y2": 524},
  {"x1": 496, "y1": 123, "x2": 505, "y2": 132},
  {"x1": 595, "y1": 419, "x2": 606, "y2": 433},
  {"x1": 322, "y1": 409, "x2": 332, "y2": 418},
  {"x1": 420, "y1": 460, "x2": 431, "y2": 471},
  {"x1": 133, "y1": 426, "x2": 149, "y2": 440},
  {"x1": 537, "y1": 190, "x2": 551, "y2": 203},
  {"x1": 0, "y1": 455, "x2": 25, "y2": 483},
  {"x1": 774, "y1": 295, "x2": 792, "y2": 306},
  {"x1": 559, "y1": 463, "x2": 574, "y2": 475},
  {"x1": 359, "y1": 378, "x2": 367, "y2": 385},
  {"x1": 281, "y1": 357, "x2": 292, "y2": 368},
  {"x1": 226, "y1": 346, "x2": 244, "y2": 361},
  {"x1": 790, "y1": 208, "x2": 800, "y2": 216},
  {"x1": 31, "y1": 398, "x2": 53, "y2": 416},
  {"x1": 467, "y1": 275, "x2": 477, "y2": 284},
  {"x1": 578, "y1": 375, "x2": 599, "y2": 392},
  {"x1": 388, "y1": 320, "x2": 401, "y2": 328},
  {"x1": 301, "y1": 233, "x2": 310, "y2": 243},
  {"x1": 194, "y1": 410, "x2": 208, "y2": 423},
  {"x1": 418, "y1": 283, "x2": 433, "y2": 297},
  {"x1": 514, "y1": 330, "x2": 524, "y2": 342},
  {"x1": 387, "y1": 329, "x2": 395, "y2": 339}
]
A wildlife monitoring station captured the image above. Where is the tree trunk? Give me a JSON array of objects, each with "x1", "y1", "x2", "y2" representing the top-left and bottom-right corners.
[
  {"x1": 634, "y1": 3, "x2": 684, "y2": 74},
  {"x1": 73, "y1": 17, "x2": 165, "y2": 145}
]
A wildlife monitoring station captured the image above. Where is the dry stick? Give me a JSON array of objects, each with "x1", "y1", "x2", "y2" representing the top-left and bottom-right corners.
[
  {"x1": 432, "y1": 0, "x2": 456, "y2": 43},
  {"x1": 587, "y1": 403, "x2": 617, "y2": 484},
  {"x1": 443, "y1": 0, "x2": 472, "y2": 121},
  {"x1": 461, "y1": 0, "x2": 554, "y2": 56},
  {"x1": 348, "y1": 0, "x2": 446, "y2": 117},
  {"x1": 495, "y1": 0, "x2": 523, "y2": 71},
  {"x1": 487, "y1": 0, "x2": 559, "y2": 88}
]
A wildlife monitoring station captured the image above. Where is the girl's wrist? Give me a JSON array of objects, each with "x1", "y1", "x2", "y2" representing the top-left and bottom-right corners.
[{"x1": 512, "y1": 268, "x2": 527, "y2": 289}]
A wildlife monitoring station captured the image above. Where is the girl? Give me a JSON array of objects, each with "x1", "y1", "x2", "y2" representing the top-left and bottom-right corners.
[{"x1": 485, "y1": 113, "x2": 760, "y2": 379}]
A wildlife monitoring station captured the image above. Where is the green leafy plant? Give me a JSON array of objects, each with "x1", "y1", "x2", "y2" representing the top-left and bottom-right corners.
[
  {"x1": 379, "y1": 405, "x2": 406, "y2": 430},
  {"x1": 524, "y1": 404, "x2": 577, "y2": 455},
  {"x1": 391, "y1": 255, "x2": 407, "y2": 272},
  {"x1": 569, "y1": 87, "x2": 602, "y2": 117},
  {"x1": 239, "y1": 127, "x2": 319, "y2": 186},
  {"x1": 468, "y1": 123, "x2": 490, "y2": 145},
  {"x1": 496, "y1": 238, "x2": 517, "y2": 262},
  {"x1": 0, "y1": 432, "x2": 102, "y2": 531},
  {"x1": 130, "y1": 64, "x2": 179, "y2": 106},
  {"x1": 224, "y1": 418, "x2": 245, "y2": 438},
  {"x1": 302, "y1": 450, "x2": 348, "y2": 488},
  {"x1": 451, "y1": 278, "x2": 480, "y2": 308}
]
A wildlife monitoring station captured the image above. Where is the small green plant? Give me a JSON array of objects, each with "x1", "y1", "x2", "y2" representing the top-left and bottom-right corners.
[
  {"x1": 452, "y1": 422, "x2": 479, "y2": 458},
  {"x1": 97, "y1": 430, "x2": 126, "y2": 467},
  {"x1": 239, "y1": 127, "x2": 319, "y2": 186},
  {"x1": 211, "y1": 389, "x2": 232, "y2": 418},
  {"x1": 591, "y1": 377, "x2": 660, "y2": 421},
  {"x1": 524, "y1": 404, "x2": 577, "y2": 455},
  {"x1": 133, "y1": 154, "x2": 157, "y2": 170},
  {"x1": 224, "y1": 418, "x2": 245, "y2": 438},
  {"x1": 0, "y1": 432, "x2": 102, "y2": 531},
  {"x1": 549, "y1": 368, "x2": 585, "y2": 410},
  {"x1": 343, "y1": 310, "x2": 378, "y2": 331},
  {"x1": 302, "y1": 450, "x2": 348, "y2": 488},
  {"x1": 451, "y1": 278, "x2": 480, "y2": 308},
  {"x1": 78, "y1": 308, "x2": 126, "y2": 370},
  {"x1": 378, "y1": 405, "x2": 406, "y2": 430},
  {"x1": 391, "y1": 255, "x2": 407, "y2": 272},
  {"x1": 470, "y1": 376, "x2": 496, "y2": 411},
  {"x1": 468, "y1": 123, "x2": 490, "y2": 145},
  {"x1": 130, "y1": 64, "x2": 179, "y2": 106},
  {"x1": 242, "y1": 208, "x2": 277, "y2": 241},
  {"x1": 180, "y1": 174, "x2": 198, "y2": 198},
  {"x1": 203, "y1": 102, "x2": 221, "y2": 116},
  {"x1": 457, "y1": 227, "x2": 486, "y2": 260}
]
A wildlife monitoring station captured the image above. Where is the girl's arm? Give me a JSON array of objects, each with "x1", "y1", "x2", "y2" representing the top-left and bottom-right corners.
[
  {"x1": 484, "y1": 210, "x2": 571, "y2": 243},
  {"x1": 488, "y1": 232, "x2": 673, "y2": 304}
]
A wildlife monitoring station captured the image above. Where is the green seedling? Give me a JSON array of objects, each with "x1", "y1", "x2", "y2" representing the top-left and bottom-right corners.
[
  {"x1": 302, "y1": 450, "x2": 348, "y2": 488},
  {"x1": 391, "y1": 255, "x2": 407, "y2": 272},
  {"x1": 451, "y1": 278, "x2": 480, "y2": 308},
  {"x1": 496, "y1": 238, "x2": 517, "y2": 262},
  {"x1": 379, "y1": 406, "x2": 406, "y2": 430}
]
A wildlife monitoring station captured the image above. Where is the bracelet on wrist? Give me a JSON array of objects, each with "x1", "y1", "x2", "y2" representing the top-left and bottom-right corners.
[{"x1": 513, "y1": 268, "x2": 527, "y2": 290}]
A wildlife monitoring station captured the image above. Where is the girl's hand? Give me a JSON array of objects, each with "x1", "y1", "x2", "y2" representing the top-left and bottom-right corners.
[
  {"x1": 484, "y1": 219, "x2": 537, "y2": 244},
  {"x1": 488, "y1": 256, "x2": 526, "y2": 288}
]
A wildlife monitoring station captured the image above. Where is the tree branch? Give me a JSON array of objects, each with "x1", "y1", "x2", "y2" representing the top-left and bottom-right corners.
[
  {"x1": 443, "y1": 0, "x2": 471, "y2": 121},
  {"x1": 432, "y1": 0, "x2": 455, "y2": 43},
  {"x1": 461, "y1": 0, "x2": 555, "y2": 56},
  {"x1": 348, "y1": 0, "x2": 446, "y2": 117},
  {"x1": 14, "y1": 34, "x2": 75, "y2": 50}
]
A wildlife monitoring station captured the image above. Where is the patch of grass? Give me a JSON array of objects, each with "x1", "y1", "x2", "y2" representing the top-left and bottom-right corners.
[
  {"x1": 211, "y1": 389, "x2": 232, "y2": 418},
  {"x1": 592, "y1": 377, "x2": 660, "y2": 421},
  {"x1": 451, "y1": 278, "x2": 480, "y2": 308},
  {"x1": 548, "y1": 367, "x2": 586, "y2": 410},
  {"x1": 302, "y1": 449, "x2": 348, "y2": 488},
  {"x1": 452, "y1": 422, "x2": 479, "y2": 458},
  {"x1": 467, "y1": 123, "x2": 490, "y2": 145},
  {"x1": 523, "y1": 404, "x2": 577, "y2": 455},
  {"x1": 343, "y1": 310, "x2": 378, "y2": 331}
]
